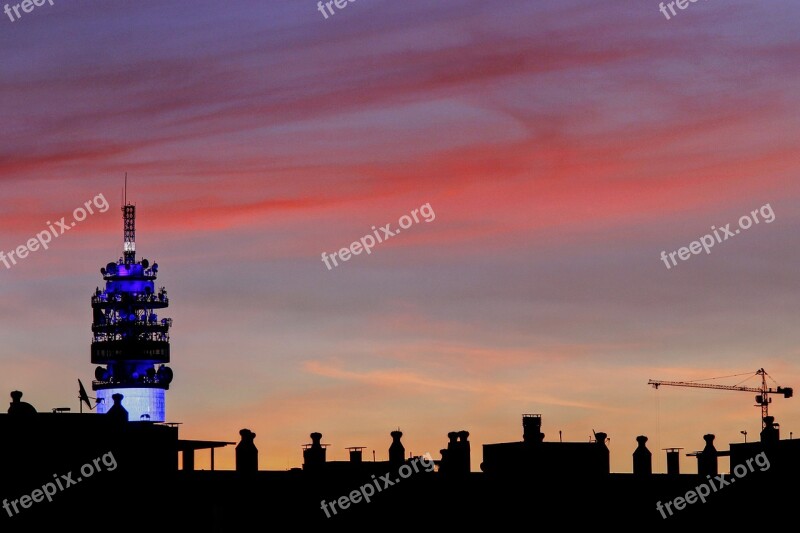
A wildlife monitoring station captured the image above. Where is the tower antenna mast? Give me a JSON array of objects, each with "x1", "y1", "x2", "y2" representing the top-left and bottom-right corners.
[{"x1": 122, "y1": 173, "x2": 135, "y2": 264}]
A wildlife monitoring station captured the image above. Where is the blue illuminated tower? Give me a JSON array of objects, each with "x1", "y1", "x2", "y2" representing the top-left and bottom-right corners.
[{"x1": 91, "y1": 197, "x2": 173, "y2": 422}]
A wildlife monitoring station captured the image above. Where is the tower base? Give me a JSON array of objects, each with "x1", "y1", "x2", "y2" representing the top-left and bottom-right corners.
[{"x1": 96, "y1": 388, "x2": 165, "y2": 422}]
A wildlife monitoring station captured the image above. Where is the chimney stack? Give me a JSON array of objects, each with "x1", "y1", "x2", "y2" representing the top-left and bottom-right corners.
[
  {"x1": 522, "y1": 414, "x2": 544, "y2": 444},
  {"x1": 235, "y1": 429, "x2": 258, "y2": 472},
  {"x1": 303, "y1": 432, "x2": 327, "y2": 471},
  {"x1": 697, "y1": 434, "x2": 718, "y2": 477},
  {"x1": 389, "y1": 430, "x2": 405, "y2": 468},
  {"x1": 665, "y1": 448, "x2": 682, "y2": 475},
  {"x1": 633, "y1": 435, "x2": 652, "y2": 476},
  {"x1": 347, "y1": 447, "x2": 364, "y2": 463}
]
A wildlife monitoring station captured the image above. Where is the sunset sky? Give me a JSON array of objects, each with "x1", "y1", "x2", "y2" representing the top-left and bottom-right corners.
[{"x1": 1, "y1": 0, "x2": 799, "y2": 473}]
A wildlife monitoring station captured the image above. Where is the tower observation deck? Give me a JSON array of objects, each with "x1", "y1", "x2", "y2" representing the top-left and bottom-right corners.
[{"x1": 91, "y1": 198, "x2": 173, "y2": 422}]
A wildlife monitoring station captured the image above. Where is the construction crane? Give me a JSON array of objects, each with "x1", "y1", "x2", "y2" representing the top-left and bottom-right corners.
[{"x1": 648, "y1": 368, "x2": 793, "y2": 429}]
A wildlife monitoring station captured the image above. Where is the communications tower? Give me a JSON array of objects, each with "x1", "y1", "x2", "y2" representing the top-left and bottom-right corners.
[{"x1": 90, "y1": 194, "x2": 173, "y2": 421}]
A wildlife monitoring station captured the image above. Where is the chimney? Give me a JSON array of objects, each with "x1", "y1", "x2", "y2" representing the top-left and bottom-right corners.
[
  {"x1": 594, "y1": 432, "x2": 610, "y2": 474},
  {"x1": 522, "y1": 414, "x2": 544, "y2": 444},
  {"x1": 697, "y1": 434, "x2": 718, "y2": 477},
  {"x1": 106, "y1": 393, "x2": 129, "y2": 423},
  {"x1": 452, "y1": 430, "x2": 471, "y2": 474},
  {"x1": 235, "y1": 429, "x2": 258, "y2": 472},
  {"x1": 633, "y1": 436, "x2": 652, "y2": 476},
  {"x1": 761, "y1": 416, "x2": 780, "y2": 444},
  {"x1": 439, "y1": 432, "x2": 459, "y2": 474},
  {"x1": 8, "y1": 390, "x2": 37, "y2": 415},
  {"x1": 665, "y1": 448, "x2": 681, "y2": 475},
  {"x1": 303, "y1": 432, "x2": 327, "y2": 471},
  {"x1": 389, "y1": 430, "x2": 405, "y2": 467},
  {"x1": 347, "y1": 447, "x2": 364, "y2": 463}
]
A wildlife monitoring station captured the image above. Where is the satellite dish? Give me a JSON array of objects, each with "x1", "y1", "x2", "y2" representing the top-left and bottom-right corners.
[
  {"x1": 100, "y1": 268, "x2": 106, "y2": 275},
  {"x1": 78, "y1": 379, "x2": 92, "y2": 412},
  {"x1": 95, "y1": 366, "x2": 106, "y2": 381},
  {"x1": 141, "y1": 259, "x2": 149, "y2": 268},
  {"x1": 106, "y1": 262, "x2": 117, "y2": 273},
  {"x1": 157, "y1": 366, "x2": 174, "y2": 384}
]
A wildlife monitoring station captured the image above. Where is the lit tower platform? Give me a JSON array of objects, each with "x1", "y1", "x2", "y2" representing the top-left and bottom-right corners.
[{"x1": 90, "y1": 198, "x2": 173, "y2": 422}]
